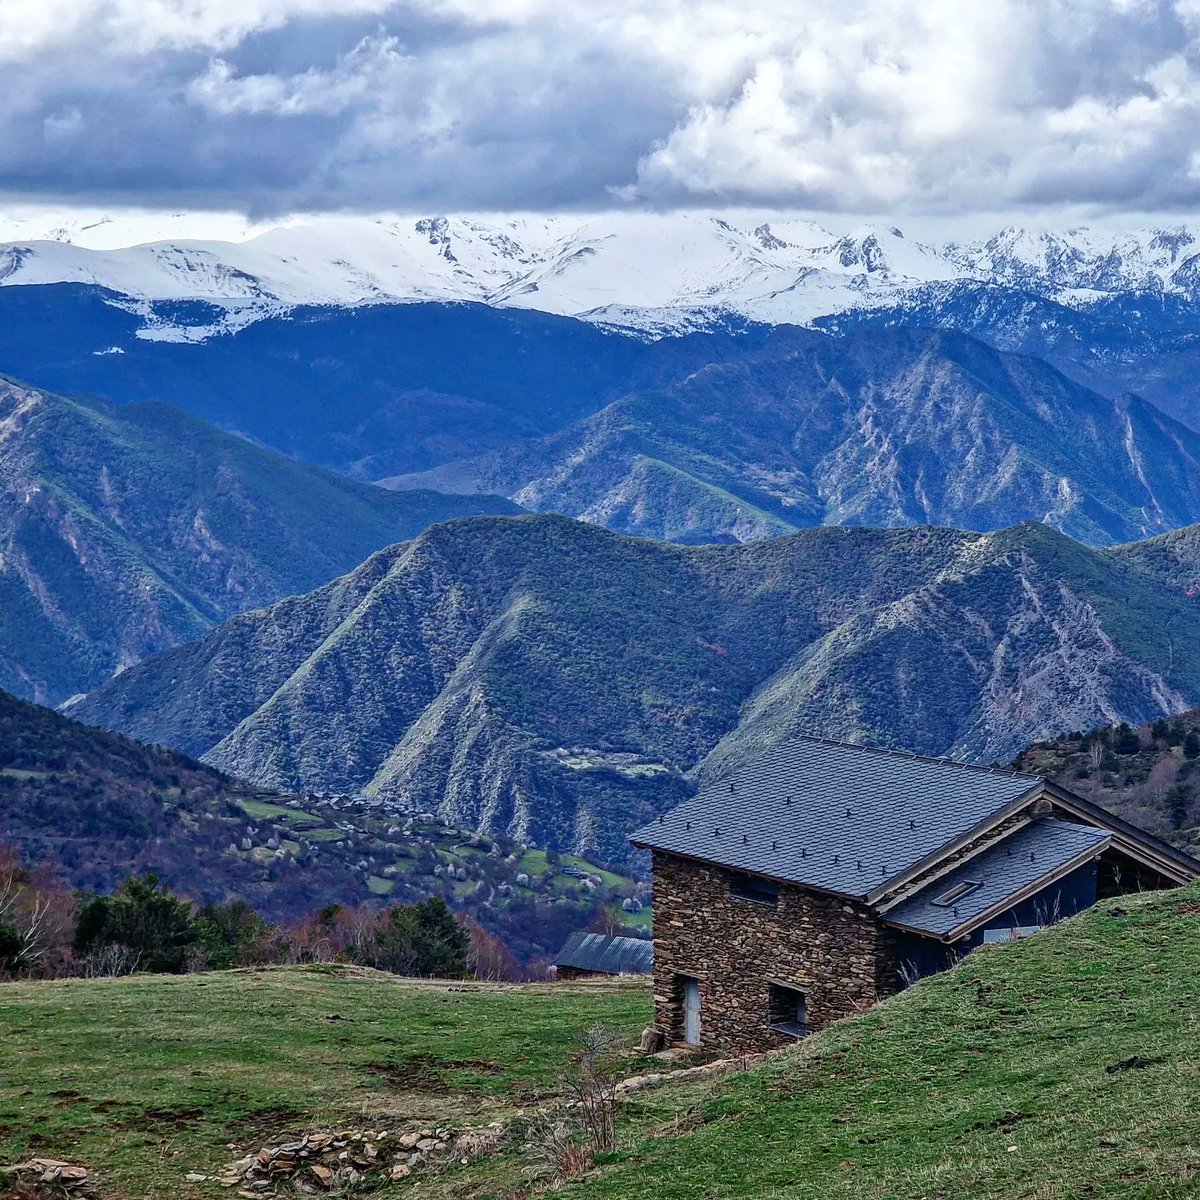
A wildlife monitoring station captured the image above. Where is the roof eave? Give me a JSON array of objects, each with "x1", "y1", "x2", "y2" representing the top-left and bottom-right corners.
[
  {"x1": 865, "y1": 779, "x2": 1046, "y2": 906},
  {"x1": 1041, "y1": 780, "x2": 1200, "y2": 881},
  {"x1": 883, "y1": 836, "x2": 1111, "y2": 943}
]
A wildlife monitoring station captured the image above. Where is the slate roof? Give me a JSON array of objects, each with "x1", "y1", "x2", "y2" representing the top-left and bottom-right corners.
[
  {"x1": 629, "y1": 736, "x2": 1042, "y2": 899},
  {"x1": 554, "y1": 932, "x2": 654, "y2": 975},
  {"x1": 883, "y1": 818, "x2": 1111, "y2": 938}
]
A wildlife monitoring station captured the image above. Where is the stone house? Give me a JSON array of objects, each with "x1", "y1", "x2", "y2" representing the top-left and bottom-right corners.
[
  {"x1": 552, "y1": 931, "x2": 653, "y2": 980},
  {"x1": 630, "y1": 736, "x2": 1200, "y2": 1055}
]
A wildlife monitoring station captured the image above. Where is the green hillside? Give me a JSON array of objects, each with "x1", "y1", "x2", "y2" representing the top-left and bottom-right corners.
[
  {"x1": 0, "y1": 689, "x2": 645, "y2": 955},
  {"x1": 3, "y1": 885, "x2": 1197, "y2": 1199},
  {"x1": 563, "y1": 884, "x2": 1200, "y2": 1200},
  {"x1": 0, "y1": 375, "x2": 520, "y2": 705}
]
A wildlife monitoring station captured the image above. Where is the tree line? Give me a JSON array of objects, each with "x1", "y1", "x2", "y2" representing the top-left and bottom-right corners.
[{"x1": 0, "y1": 845, "x2": 525, "y2": 982}]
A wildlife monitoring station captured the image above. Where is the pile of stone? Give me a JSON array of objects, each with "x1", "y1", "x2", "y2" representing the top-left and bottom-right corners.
[
  {"x1": 211, "y1": 1126, "x2": 462, "y2": 1194},
  {"x1": 3, "y1": 1159, "x2": 98, "y2": 1197}
]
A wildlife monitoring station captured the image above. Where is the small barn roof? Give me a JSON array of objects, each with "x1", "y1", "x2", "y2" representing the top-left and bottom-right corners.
[
  {"x1": 630, "y1": 736, "x2": 1041, "y2": 900},
  {"x1": 883, "y1": 818, "x2": 1111, "y2": 940},
  {"x1": 554, "y1": 932, "x2": 654, "y2": 975}
]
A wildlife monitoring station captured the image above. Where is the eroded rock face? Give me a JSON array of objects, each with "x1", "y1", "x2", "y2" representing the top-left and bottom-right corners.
[{"x1": 399, "y1": 331, "x2": 1200, "y2": 548}]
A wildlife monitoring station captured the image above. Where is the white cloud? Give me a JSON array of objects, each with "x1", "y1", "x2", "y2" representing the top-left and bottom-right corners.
[
  {"x1": 4, "y1": 0, "x2": 1200, "y2": 214},
  {"x1": 187, "y1": 34, "x2": 411, "y2": 117}
]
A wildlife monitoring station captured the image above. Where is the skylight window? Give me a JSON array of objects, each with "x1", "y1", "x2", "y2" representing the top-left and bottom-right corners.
[{"x1": 930, "y1": 879, "x2": 980, "y2": 907}]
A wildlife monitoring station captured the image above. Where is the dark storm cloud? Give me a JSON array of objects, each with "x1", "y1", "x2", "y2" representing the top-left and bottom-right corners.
[{"x1": 4, "y1": 1, "x2": 1200, "y2": 215}]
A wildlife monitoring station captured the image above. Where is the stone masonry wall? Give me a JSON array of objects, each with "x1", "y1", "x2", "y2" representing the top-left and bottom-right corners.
[{"x1": 650, "y1": 851, "x2": 900, "y2": 1055}]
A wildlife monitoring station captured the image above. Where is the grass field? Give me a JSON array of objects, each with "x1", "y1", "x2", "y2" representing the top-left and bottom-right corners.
[
  {"x1": 0, "y1": 967, "x2": 652, "y2": 1198},
  {"x1": 562, "y1": 883, "x2": 1200, "y2": 1200},
  {"x1": 8, "y1": 888, "x2": 1197, "y2": 1199}
]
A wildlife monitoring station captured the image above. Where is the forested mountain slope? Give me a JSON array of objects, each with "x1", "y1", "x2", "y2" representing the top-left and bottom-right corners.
[
  {"x1": 389, "y1": 329, "x2": 1200, "y2": 546},
  {"x1": 0, "y1": 376, "x2": 519, "y2": 704},
  {"x1": 73, "y1": 514, "x2": 1200, "y2": 862},
  {"x1": 0, "y1": 689, "x2": 634, "y2": 953}
]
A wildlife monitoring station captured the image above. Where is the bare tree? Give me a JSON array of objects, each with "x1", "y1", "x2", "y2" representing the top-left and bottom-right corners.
[{"x1": 0, "y1": 850, "x2": 73, "y2": 974}]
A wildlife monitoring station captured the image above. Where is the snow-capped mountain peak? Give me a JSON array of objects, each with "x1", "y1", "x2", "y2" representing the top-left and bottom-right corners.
[{"x1": 4, "y1": 210, "x2": 1200, "y2": 338}]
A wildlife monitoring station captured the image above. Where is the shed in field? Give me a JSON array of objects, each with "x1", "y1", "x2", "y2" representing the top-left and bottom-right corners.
[{"x1": 553, "y1": 932, "x2": 654, "y2": 980}]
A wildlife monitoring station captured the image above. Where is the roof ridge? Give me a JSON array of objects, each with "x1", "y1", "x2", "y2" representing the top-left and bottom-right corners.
[{"x1": 785, "y1": 731, "x2": 1041, "y2": 782}]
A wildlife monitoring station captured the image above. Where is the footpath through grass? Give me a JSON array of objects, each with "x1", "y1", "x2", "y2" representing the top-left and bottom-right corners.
[
  {"x1": 0, "y1": 966, "x2": 651, "y2": 1197},
  {"x1": 561, "y1": 885, "x2": 1200, "y2": 1200}
]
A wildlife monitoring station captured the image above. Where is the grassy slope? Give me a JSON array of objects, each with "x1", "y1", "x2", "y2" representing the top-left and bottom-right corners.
[
  {"x1": 4, "y1": 888, "x2": 1199, "y2": 1199},
  {"x1": 0, "y1": 968, "x2": 652, "y2": 1196},
  {"x1": 563, "y1": 884, "x2": 1200, "y2": 1200}
]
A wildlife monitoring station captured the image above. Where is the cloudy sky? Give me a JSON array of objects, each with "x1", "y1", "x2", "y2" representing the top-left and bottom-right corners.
[{"x1": 3, "y1": 0, "x2": 1200, "y2": 218}]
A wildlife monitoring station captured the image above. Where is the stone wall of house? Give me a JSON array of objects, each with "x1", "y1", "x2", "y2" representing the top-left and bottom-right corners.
[{"x1": 650, "y1": 851, "x2": 900, "y2": 1055}]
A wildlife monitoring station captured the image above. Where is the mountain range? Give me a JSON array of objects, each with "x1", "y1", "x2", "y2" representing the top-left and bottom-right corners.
[
  {"x1": 70, "y1": 512, "x2": 1200, "y2": 864},
  {"x1": 387, "y1": 327, "x2": 1200, "y2": 546},
  {"x1": 0, "y1": 375, "x2": 519, "y2": 705},
  {"x1": 6, "y1": 213, "x2": 1200, "y2": 333},
  {"x1": 9, "y1": 214, "x2": 1200, "y2": 432},
  {"x1": 0, "y1": 289, "x2": 771, "y2": 478}
]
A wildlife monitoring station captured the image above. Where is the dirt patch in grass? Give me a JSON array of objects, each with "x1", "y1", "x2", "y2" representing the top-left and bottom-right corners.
[
  {"x1": 447, "y1": 1058, "x2": 505, "y2": 1074},
  {"x1": 128, "y1": 1107, "x2": 205, "y2": 1131},
  {"x1": 363, "y1": 1055, "x2": 448, "y2": 1092}
]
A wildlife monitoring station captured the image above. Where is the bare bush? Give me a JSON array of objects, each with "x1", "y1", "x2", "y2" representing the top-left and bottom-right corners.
[
  {"x1": 75, "y1": 943, "x2": 142, "y2": 978},
  {"x1": 523, "y1": 1114, "x2": 595, "y2": 1182},
  {"x1": 566, "y1": 1024, "x2": 624, "y2": 1154}
]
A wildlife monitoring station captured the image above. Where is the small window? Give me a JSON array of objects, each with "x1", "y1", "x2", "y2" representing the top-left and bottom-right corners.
[
  {"x1": 768, "y1": 983, "x2": 807, "y2": 1038},
  {"x1": 729, "y1": 872, "x2": 780, "y2": 907},
  {"x1": 930, "y1": 879, "x2": 980, "y2": 907}
]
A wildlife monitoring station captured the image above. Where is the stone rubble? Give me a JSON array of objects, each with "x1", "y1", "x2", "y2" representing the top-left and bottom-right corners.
[
  {"x1": 213, "y1": 1123, "x2": 503, "y2": 1194},
  {"x1": 4, "y1": 1159, "x2": 99, "y2": 1198}
]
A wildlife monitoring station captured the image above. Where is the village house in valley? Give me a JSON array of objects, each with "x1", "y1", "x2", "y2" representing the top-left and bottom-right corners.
[{"x1": 630, "y1": 736, "x2": 1200, "y2": 1055}]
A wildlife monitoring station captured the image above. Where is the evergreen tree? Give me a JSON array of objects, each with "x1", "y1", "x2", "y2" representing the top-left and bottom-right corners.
[
  {"x1": 73, "y1": 873, "x2": 197, "y2": 973},
  {"x1": 194, "y1": 900, "x2": 270, "y2": 969},
  {"x1": 370, "y1": 898, "x2": 469, "y2": 977}
]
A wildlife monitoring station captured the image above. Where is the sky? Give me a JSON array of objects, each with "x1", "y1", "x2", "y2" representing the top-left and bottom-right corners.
[{"x1": 4, "y1": 0, "x2": 1200, "y2": 221}]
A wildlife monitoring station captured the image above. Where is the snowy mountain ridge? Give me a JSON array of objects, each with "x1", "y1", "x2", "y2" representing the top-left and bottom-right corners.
[{"x1": 4, "y1": 211, "x2": 1200, "y2": 337}]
